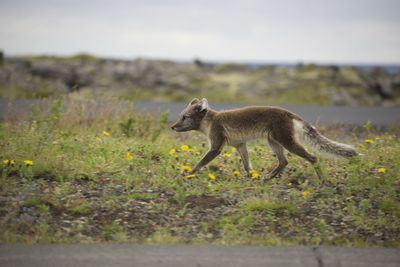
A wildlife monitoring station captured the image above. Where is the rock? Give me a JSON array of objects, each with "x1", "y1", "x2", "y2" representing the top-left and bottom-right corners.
[{"x1": 1, "y1": 55, "x2": 399, "y2": 106}]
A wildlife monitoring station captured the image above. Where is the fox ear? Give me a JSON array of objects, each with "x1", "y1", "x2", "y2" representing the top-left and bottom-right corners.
[
  {"x1": 189, "y1": 98, "x2": 200, "y2": 105},
  {"x1": 199, "y1": 98, "x2": 209, "y2": 111}
]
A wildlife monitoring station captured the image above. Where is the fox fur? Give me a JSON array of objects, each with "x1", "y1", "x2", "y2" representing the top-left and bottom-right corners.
[{"x1": 171, "y1": 98, "x2": 358, "y2": 179}]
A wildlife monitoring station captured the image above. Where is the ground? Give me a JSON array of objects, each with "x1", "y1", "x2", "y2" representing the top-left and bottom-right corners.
[{"x1": 0, "y1": 99, "x2": 399, "y2": 246}]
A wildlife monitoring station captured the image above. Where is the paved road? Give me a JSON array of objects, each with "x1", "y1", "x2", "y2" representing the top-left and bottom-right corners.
[
  {"x1": 135, "y1": 101, "x2": 400, "y2": 125},
  {"x1": 0, "y1": 244, "x2": 399, "y2": 267},
  {"x1": 1, "y1": 98, "x2": 399, "y2": 125}
]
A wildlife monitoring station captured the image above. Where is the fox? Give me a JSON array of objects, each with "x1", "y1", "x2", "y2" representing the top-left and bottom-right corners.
[{"x1": 170, "y1": 98, "x2": 358, "y2": 179}]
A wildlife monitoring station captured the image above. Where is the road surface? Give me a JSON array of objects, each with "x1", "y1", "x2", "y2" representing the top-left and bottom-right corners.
[
  {"x1": 0, "y1": 244, "x2": 399, "y2": 267},
  {"x1": 0, "y1": 99, "x2": 399, "y2": 125}
]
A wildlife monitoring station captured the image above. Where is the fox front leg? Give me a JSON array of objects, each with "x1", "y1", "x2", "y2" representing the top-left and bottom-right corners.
[
  {"x1": 189, "y1": 136, "x2": 225, "y2": 174},
  {"x1": 235, "y1": 143, "x2": 252, "y2": 175},
  {"x1": 189, "y1": 149, "x2": 221, "y2": 174}
]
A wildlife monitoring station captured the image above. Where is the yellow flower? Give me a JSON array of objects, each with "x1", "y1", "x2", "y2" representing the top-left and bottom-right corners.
[
  {"x1": 232, "y1": 170, "x2": 240, "y2": 176},
  {"x1": 208, "y1": 173, "x2": 216, "y2": 180},
  {"x1": 125, "y1": 152, "x2": 133, "y2": 161},
  {"x1": 24, "y1": 160, "x2": 33, "y2": 167},
  {"x1": 102, "y1": 131, "x2": 110, "y2": 137},
  {"x1": 180, "y1": 165, "x2": 192, "y2": 172},
  {"x1": 365, "y1": 139, "x2": 374, "y2": 144},
  {"x1": 169, "y1": 149, "x2": 176, "y2": 155},
  {"x1": 287, "y1": 182, "x2": 292, "y2": 186},
  {"x1": 223, "y1": 153, "x2": 232, "y2": 158},
  {"x1": 302, "y1": 191, "x2": 310, "y2": 200},
  {"x1": 250, "y1": 169, "x2": 260, "y2": 179},
  {"x1": 3, "y1": 159, "x2": 15, "y2": 166},
  {"x1": 185, "y1": 174, "x2": 195, "y2": 179},
  {"x1": 96, "y1": 137, "x2": 102, "y2": 141},
  {"x1": 377, "y1": 167, "x2": 386, "y2": 173},
  {"x1": 181, "y1": 145, "x2": 189, "y2": 151}
]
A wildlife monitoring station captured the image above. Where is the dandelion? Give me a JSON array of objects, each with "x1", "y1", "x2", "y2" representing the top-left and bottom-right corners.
[
  {"x1": 180, "y1": 165, "x2": 192, "y2": 172},
  {"x1": 24, "y1": 160, "x2": 33, "y2": 167},
  {"x1": 365, "y1": 139, "x2": 374, "y2": 144},
  {"x1": 169, "y1": 149, "x2": 176, "y2": 155},
  {"x1": 3, "y1": 159, "x2": 15, "y2": 166},
  {"x1": 125, "y1": 152, "x2": 133, "y2": 161},
  {"x1": 223, "y1": 153, "x2": 232, "y2": 158},
  {"x1": 208, "y1": 173, "x2": 216, "y2": 180},
  {"x1": 250, "y1": 169, "x2": 260, "y2": 179},
  {"x1": 287, "y1": 182, "x2": 292, "y2": 186},
  {"x1": 302, "y1": 191, "x2": 310, "y2": 200},
  {"x1": 185, "y1": 174, "x2": 195, "y2": 179},
  {"x1": 181, "y1": 145, "x2": 189, "y2": 151},
  {"x1": 232, "y1": 170, "x2": 240, "y2": 176},
  {"x1": 102, "y1": 131, "x2": 110, "y2": 137},
  {"x1": 377, "y1": 167, "x2": 386, "y2": 173}
]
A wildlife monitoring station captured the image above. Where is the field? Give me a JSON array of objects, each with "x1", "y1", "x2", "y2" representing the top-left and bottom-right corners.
[
  {"x1": 2, "y1": 55, "x2": 400, "y2": 107},
  {"x1": 0, "y1": 99, "x2": 399, "y2": 246}
]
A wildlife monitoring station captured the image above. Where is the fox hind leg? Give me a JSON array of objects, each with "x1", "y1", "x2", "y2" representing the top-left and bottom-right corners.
[
  {"x1": 276, "y1": 137, "x2": 322, "y2": 179},
  {"x1": 266, "y1": 136, "x2": 288, "y2": 179}
]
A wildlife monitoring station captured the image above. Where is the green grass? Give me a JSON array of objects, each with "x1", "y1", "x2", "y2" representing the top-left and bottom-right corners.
[
  {"x1": 3, "y1": 55, "x2": 400, "y2": 106},
  {"x1": 0, "y1": 99, "x2": 399, "y2": 246}
]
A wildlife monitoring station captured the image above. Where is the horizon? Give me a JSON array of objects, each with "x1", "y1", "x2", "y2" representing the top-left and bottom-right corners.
[
  {"x1": 1, "y1": 0, "x2": 400, "y2": 65},
  {"x1": 5, "y1": 52, "x2": 400, "y2": 67}
]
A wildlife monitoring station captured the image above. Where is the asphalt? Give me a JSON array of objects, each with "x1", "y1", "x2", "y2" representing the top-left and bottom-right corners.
[
  {"x1": 0, "y1": 244, "x2": 399, "y2": 267},
  {"x1": 135, "y1": 101, "x2": 400, "y2": 126},
  {"x1": 1, "y1": 98, "x2": 400, "y2": 125}
]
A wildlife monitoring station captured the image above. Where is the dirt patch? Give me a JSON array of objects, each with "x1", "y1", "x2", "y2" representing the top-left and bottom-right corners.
[{"x1": 185, "y1": 195, "x2": 228, "y2": 209}]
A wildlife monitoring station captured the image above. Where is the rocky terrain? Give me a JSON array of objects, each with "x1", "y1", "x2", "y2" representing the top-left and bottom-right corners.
[{"x1": 1, "y1": 53, "x2": 400, "y2": 106}]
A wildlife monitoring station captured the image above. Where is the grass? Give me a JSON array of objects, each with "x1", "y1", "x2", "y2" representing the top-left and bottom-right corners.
[
  {"x1": 0, "y1": 98, "x2": 399, "y2": 246},
  {"x1": 3, "y1": 55, "x2": 400, "y2": 106}
]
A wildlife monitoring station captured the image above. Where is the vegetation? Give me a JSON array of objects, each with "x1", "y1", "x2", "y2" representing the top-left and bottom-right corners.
[
  {"x1": 0, "y1": 99, "x2": 399, "y2": 246},
  {"x1": 1, "y1": 55, "x2": 399, "y2": 106}
]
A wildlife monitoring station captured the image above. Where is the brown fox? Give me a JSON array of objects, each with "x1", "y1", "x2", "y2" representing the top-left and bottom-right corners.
[{"x1": 171, "y1": 98, "x2": 358, "y2": 179}]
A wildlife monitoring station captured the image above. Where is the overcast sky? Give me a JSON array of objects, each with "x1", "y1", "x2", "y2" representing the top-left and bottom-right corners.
[{"x1": 1, "y1": 0, "x2": 399, "y2": 64}]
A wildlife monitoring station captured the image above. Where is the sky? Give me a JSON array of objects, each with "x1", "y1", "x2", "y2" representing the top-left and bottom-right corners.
[{"x1": 1, "y1": 0, "x2": 400, "y2": 64}]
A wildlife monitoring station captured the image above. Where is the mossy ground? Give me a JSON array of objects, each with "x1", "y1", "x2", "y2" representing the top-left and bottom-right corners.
[
  {"x1": 0, "y1": 99, "x2": 399, "y2": 246},
  {"x1": 2, "y1": 56, "x2": 399, "y2": 106}
]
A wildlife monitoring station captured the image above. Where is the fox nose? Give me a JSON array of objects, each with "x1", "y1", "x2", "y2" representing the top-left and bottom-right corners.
[{"x1": 170, "y1": 124, "x2": 176, "y2": 130}]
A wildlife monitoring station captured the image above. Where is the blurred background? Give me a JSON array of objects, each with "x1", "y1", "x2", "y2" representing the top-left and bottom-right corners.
[{"x1": 1, "y1": 0, "x2": 400, "y2": 106}]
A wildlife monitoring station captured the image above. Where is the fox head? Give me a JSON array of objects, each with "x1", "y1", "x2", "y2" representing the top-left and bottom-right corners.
[{"x1": 170, "y1": 98, "x2": 209, "y2": 132}]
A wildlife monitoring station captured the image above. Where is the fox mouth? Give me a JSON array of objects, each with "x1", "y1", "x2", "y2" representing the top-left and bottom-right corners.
[
  {"x1": 172, "y1": 127, "x2": 187, "y2": 132},
  {"x1": 171, "y1": 125, "x2": 190, "y2": 132}
]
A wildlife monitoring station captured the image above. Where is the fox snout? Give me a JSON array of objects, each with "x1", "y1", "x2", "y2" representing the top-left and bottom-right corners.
[
  {"x1": 171, "y1": 122, "x2": 188, "y2": 132},
  {"x1": 170, "y1": 120, "x2": 185, "y2": 132},
  {"x1": 170, "y1": 122, "x2": 178, "y2": 131}
]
